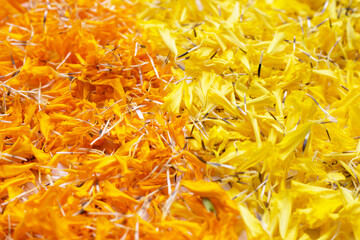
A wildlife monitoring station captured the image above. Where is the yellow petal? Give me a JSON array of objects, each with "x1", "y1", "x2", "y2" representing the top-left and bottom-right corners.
[{"x1": 159, "y1": 28, "x2": 178, "y2": 56}]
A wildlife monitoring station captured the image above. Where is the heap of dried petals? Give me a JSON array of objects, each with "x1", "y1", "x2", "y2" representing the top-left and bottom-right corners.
[
  {"x1": 2, "y1": 0, "x2": 360, "y2": 239},
  {"x1": 0, "y1": 0, "x2": 240, "y2": 239},
  {"x1": 137, "y1": 0, "x2": 360, "y2": 239}
]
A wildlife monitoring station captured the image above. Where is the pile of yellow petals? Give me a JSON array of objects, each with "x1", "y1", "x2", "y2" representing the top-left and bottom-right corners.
[
  {"x1": 0, "y1": 1, "x2": 240, "y2": 239},
  {"x1": 137, "y1": 0, "x2": 360, "y2": 239}
]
